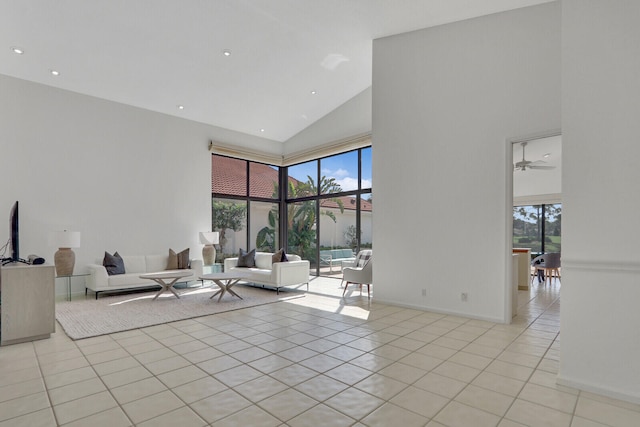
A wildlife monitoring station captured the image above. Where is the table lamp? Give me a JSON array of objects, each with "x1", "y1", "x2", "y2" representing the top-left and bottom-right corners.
[
  {"x1": 49, "y1": 230, "x2": 81, "y2": 276},
  {"x1": 199, "y1": 231, "x2": 219, "y2": 265}
]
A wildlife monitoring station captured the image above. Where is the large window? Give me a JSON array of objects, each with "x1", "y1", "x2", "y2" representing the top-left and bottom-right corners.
[
  {"x1": 212, "y1": 198, "x2": 247, "y2": 262},
  {"x1": 513, "y1": 203, "x2": 561, "y2": 255},
  {"x1": 211, "y1": 147, "x2": 372, "y2": 277},
  {"x1": 211, "y1": 156, "x2": 279, "y2": 264},
  {"x1": 287, "y1": 147, "x2": 372, "y2": 277},
  {"x1": 252, "y1": 201, "x2": 279, "y2": 252}
]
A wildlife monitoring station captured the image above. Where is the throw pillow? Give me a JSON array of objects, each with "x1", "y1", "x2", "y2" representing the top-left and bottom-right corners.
[
  {"x1": 177, "y1": 248, "x2": 190, "y2": 269},
  {"x1": 237, "y1": 248, "x2": 256, "y2": 267},
  {"x1": 167, "y1": 248, "x2": 190, "y2": 270},
  {"x1": 356, "y1": 250, "x2": 372, "y2": 267},
  {"x1": 103, "y1": 251, "x2": 125, "y2": 275},
  {"x1": 272, "y1": 248, "x2": 288, "y2": 264},
  {"x1": 166, "y1": 249, "x2": 178, "y2": 270}
]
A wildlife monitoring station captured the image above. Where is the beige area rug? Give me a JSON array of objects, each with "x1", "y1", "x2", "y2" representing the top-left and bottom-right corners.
[{"x1": 55, "y1": 285, "x2": 304, "y2": 340}]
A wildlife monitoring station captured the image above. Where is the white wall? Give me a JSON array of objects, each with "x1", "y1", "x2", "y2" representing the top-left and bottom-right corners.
[
  {"x1": 284, "y1": 87, "x2": 372, "y2": 156},
  {"x1": 513, "y1": 169, "x2": 561, "y2": 200},
  {"x1": 0, "y1": 74, "x2": 277, "y2": 296},
  {"x1": 559, "y1": 0, "x2": 640, "y2": 403},
  {"x1": 372, "y1": 3, "x2": 560, "y2": 322}
]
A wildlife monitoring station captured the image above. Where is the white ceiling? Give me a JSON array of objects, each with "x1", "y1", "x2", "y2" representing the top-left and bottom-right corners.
[
  {"x1": 513, "y1": 135, "x2": 562, "y2": 199},
  {"x1": 1, "y1": 0, "x2": 552, "y2": 143},
  {"x1": 513, "y1": 135, "x2": 561, "y2": 170}
]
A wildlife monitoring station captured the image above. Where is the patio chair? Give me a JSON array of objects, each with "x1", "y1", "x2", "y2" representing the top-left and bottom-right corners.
[{"x1": 341, "y1": 250, "x2": 372, "y2": 297}]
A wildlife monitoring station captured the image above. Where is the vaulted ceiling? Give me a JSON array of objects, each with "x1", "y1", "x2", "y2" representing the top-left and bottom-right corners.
[{"x1": 1, "y1": 0, "x2": 552, "y2": 143}]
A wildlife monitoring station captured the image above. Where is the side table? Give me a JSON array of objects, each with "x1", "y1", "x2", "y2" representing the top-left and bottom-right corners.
[
  {"x1": 56, "y1": 273, "x2": 90, "y2": 301},
  {"x1": 203, "y1": 263, "x2": 224, "y2": 274}
]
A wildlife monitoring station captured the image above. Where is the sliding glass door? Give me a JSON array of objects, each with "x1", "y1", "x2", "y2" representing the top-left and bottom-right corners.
[{"x1": 513, "y1": 203, "x2": 561, "y2": 256}]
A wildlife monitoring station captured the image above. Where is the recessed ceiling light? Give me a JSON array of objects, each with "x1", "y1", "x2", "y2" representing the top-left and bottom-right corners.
[
  {"x1": 311, "y1": 90, "x2": 317, "y2": 95},
  {"x1": 11, "y1": 46, "x2": 24, "y2": 55},
  {"x1": 260, "y1": 129, "x2": 265, "y2": 132},
  {"x1": 223, "y1": 49, "x2": 231, "y2": 57},
  {"x1": 177, "y1": 105, "x2": 184, "y2": 110},
  {"x1": 50, "y1": 69, "x2": 60, "y2": 76},
  {"x1": 543, "y1": 153, "x2": 551, "y2": 158}
]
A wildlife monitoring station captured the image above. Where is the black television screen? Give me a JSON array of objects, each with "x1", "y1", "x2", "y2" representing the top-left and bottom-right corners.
[
  {"x1": 10, "y1": 201, "x2": 19, "y2": 262},
  {"x1": 2, "y1": 201, "x2": 26, "y2": 265}
]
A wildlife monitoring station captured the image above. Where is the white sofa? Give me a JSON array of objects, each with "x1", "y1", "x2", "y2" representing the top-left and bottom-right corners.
[
  {"x1": 86, "y1": 254, "x2": 203, "y2": 299},
  {"x1": 224, "y1": 252, "x2": 310, "y2": 294}
]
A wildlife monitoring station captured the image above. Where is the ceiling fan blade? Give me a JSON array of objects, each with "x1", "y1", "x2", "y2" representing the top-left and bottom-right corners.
[
  {"x1": 527, "y1": 165, "x2": 555, "y2": 170},
  {"x1": 530, "y1": 159, "x2": 549, "y2": 165},
  {"x1": 513, "y1": 141, "x2": 556, "y2": 171},
  {"x1": 514, "y1": 160, "x2": 531, "y2": 168}
]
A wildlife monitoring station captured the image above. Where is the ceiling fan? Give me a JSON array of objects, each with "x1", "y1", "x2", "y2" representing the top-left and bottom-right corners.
[{"x1": 514, "y1": 142, "x2": 555, "y2": 171}]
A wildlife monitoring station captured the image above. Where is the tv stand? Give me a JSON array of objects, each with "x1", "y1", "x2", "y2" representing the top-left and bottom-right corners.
[{"x1": 0, "y1": 264, "x2": 55, "y2": 346}]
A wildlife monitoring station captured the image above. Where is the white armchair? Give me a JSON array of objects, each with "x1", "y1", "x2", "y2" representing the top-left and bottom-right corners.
[{"x1": 341, "y1": 250, "x2": 372, "y2": 297}]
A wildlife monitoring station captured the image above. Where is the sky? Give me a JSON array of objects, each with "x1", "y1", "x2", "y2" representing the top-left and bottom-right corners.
[{"x1": 288, "y1": 148, "x2": 372, "y2": 192}]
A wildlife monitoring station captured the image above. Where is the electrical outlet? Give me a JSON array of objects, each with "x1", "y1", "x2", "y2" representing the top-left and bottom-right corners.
[
  {"x1": 461, "y1": 292, "x2": 468, "y2": 302},
  {"x1": 421, "y1": 289, "x2": 427, "y2": 297}
]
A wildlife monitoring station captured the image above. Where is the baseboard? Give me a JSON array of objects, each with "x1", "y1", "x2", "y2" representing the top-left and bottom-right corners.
[
  {"x1": 557, "y1": 374, "x2": 640, "y2": 405},
  {"x1": 373, "y1": 297, "x2": 506, "y2": 324}
]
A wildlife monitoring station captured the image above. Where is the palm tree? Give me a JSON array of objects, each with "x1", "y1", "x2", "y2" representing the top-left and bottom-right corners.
[{"x1": 256, "y1": 176, "x2": 344, "y2": 259}]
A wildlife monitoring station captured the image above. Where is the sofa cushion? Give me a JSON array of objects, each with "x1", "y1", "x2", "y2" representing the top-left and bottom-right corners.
[
  {"x1": 103, "y1": 251, "x2": 125, "y2": 276},
  {"x1": 237, "y1": 248, "x2": 256, "y2": 267},
  {"x1": 255, "y1": 252, "x2": 273, "y2": 269},
  {"x1": 108, "y1": 273, "x2": 149, "y2": 288},
  {"x1": 146, "y1": 255, "x2": 168, "y2": 273},
  {"x1": 246, "y1": 268, "x2": 272, "y2": 280},
  {"x1": 122, "y1": 256, "x2": 147, "y2": 274}
]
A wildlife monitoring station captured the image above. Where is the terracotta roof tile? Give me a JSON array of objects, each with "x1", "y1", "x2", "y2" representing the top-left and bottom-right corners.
[{"x1": 212, "y1": 155, "x2": 371, "y2": 211}]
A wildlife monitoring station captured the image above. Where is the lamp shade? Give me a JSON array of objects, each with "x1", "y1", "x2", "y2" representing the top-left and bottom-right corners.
[
  {"x1": 48, "y1": 230, "x2": 81, "y2": 248},
  {"x1": 199, "y1": 231, "x2": 219, "y2": 245}
]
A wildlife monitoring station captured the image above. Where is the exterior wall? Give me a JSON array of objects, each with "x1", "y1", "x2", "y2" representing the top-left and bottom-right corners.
[
  {"x1": 220, "y1": 204, "x2": 372, "y2": 256},
  {"x1": 372, "y1": 2, "x2": 560, "y2": 322},
  {"x1": 319, "y1": 209, "x2": 372, "y2": 248}
]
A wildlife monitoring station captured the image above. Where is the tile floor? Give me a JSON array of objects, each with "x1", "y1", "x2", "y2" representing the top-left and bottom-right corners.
[{"x1": 1, "y1": 277, "x2": 640, "y2": 426}]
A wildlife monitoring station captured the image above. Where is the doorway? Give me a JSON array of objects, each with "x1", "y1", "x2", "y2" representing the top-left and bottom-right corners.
[
  {"x1": 507, "y1": 132, "x2": 562, "y2": 321},
  {"x1": 512, "y1": 134, "x2": 562, "y2": 256}
]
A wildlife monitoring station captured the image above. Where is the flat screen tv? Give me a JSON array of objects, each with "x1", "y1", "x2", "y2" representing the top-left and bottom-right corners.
[{"x1": 2, "y1": 201, "x2": 26, "y2": 265}]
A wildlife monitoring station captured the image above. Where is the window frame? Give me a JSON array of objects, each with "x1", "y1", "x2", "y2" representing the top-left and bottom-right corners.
[{"x1": 211, "y1": 146, "x2": 372, "y2": 276}]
